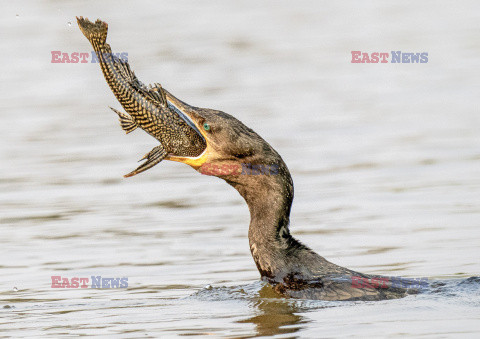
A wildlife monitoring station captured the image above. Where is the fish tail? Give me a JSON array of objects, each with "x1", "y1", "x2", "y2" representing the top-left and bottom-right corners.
[
  {"x1": 77, "y1": 16, "x2": 141, "y2": 89},
  {"x1": 76, "y1": 16, "x2": 108, "y2": 47}
]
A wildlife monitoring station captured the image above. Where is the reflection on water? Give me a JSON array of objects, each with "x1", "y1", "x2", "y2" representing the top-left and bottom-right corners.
[
  {"x1": 190, "y1": 282, "x2": 310, "y2": 337},
  {"x1": 1, "y1": 0, "x2": 480, "y2": 337},
  {"x1": 240, "y1": 285, "x2": 307, "y2": 337}
]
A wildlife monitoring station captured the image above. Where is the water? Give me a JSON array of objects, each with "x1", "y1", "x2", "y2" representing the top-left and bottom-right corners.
[{"x1": 1, "y1": 0, "x2": 480, "y2": 337}]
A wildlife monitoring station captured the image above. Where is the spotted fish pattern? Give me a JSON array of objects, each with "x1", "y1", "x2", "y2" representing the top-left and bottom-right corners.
[{"x1": 77, "y1": 17, "x2": 206, "y2": 177}]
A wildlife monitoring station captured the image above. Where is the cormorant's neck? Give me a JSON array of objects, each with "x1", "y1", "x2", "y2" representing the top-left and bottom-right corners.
[{"x1": 225, "y1": 160, "x2": 304, "y2": 281}]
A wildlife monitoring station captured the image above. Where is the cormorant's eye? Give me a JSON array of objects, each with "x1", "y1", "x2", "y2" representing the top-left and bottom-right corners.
[{"x1": 203, "y1": 123, "x2": 211, "y2": 131}]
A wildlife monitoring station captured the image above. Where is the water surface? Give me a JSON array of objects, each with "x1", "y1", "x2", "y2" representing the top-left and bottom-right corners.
[{"x1": 1, "y1": 0, "x2": 479, "y2": 337}]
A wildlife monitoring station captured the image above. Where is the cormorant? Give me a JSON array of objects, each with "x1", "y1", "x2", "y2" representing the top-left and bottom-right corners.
[
  {"x1": 78, "y1": 16, "x2": 421, "y2": 300},
  {"x1": 163, "y1": 91, "x2": 418, "y2": 300}
]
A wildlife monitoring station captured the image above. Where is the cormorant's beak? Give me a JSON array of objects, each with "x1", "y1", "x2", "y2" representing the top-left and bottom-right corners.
[{"x1": 164, "y1": 90, "x2": 210, "y2": 169}]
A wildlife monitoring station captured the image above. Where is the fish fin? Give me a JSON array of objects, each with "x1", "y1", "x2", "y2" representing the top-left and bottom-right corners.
[
  {"x1": 110, "y1": 107, "x2": 138, "y2": 134},
  {"x1": 139, "y1": 82, "x2": 168, "y2": 106},
  {"x1": 149, "y1": 83, "x2": 168, "y2": 105},
  {"x1": 124, "y1": 145, "x2": 167, "y2": 178},
  {"x1": 115, "y1": 58, "x2": 145, "y2": 89},
  {"x1": 76, "y1": 17, "x2": 108, "y2": 44}
]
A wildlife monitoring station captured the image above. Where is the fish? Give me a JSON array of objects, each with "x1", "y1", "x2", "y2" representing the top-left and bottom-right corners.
[{"x1": 76, "y1": 17, "x2": 206, "y2": 177}]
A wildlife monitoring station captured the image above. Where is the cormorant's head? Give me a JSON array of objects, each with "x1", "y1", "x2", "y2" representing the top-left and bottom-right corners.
[
  {"x1": 164, "y1": 89, "x2": 294, "y2": 230},
  {"x1": 165, "y1": 89, "x2": 282, "y2": 180}
]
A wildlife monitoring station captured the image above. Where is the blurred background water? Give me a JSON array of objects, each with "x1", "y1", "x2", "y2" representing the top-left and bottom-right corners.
[{"x1": 1, "y1": 0, "x2": 479, "y2": 337}]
